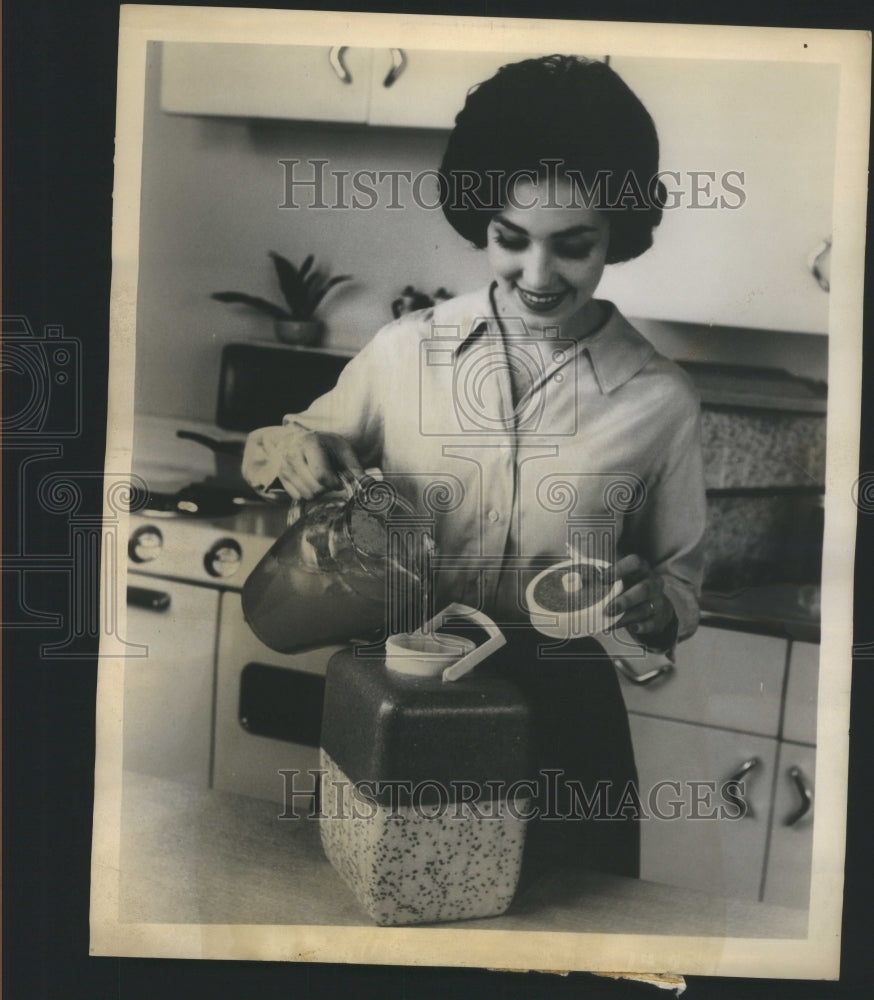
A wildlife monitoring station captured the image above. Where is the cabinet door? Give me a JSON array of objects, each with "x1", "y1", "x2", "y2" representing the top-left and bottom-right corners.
[
  {"x1": 123, "y1": 579, "x2": 220, "y2": 786},
  {"x1": 612, "y1": 625, "x2": 787, "y2": 737},
  {"x1": 161, "y1": 42, "x2": 373, "y2": 122},
  {"x1": 367, "y1": 49, "x2": 542, "y2": 129},
  {"x1": 603, "y1": 58, "x2": 839, "y2": 334},
  {"x1": 628, "y1": 713, "x2": 777, "y2": 899},
  {"x1": 783, "y1": 640, "x2": 819, "y2": 745},
  {"x1": 763, "y1": 742, "x2": 816, "y2": 909}
]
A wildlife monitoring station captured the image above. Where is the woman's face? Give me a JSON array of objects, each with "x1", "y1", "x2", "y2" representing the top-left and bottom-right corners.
[{"x1": 486, "y1": 176, "x2": 610, "y2": 334}]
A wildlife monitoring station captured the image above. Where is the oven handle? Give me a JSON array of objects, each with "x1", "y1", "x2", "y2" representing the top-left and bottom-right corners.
[{"x1": 127, "y1": 585, "x2": 172, "y2": 612}]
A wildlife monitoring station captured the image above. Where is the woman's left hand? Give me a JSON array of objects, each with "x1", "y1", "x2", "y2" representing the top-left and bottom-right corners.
[{"x1": 605, "y1": 554, "x2": 677, "y2": 641}]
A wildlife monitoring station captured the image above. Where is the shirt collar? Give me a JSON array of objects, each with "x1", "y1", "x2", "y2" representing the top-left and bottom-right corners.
[
  {"x1": 430, "y1": 284, "x2": 495, "y2": 355},
  {"x1": 433, "y1": 283, "x2": 655, "y2": 394},
  {"x1": 579, "y1": 302, "x2": 656, "y2": 394}
]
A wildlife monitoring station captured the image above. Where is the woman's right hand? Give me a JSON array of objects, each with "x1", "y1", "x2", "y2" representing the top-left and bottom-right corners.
[{"x1": 242, "y1": 424, "x2": 365, "y2": 501}]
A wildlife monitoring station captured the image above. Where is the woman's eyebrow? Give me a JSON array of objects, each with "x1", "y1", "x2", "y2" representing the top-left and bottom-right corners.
[{"x1": 493, "y1": 216, "x2": 600, "y2": 237}]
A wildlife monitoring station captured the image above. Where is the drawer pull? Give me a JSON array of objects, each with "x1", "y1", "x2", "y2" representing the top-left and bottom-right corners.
[
  {"x1": 612, "y1": 655, "x2": 673, "y2": 686},
  {"x1": 725, "y1": 757, "x2": 760, "y2": 819},
  {"x1": 383, "y1": 48, "x2": 407, "y2": 88},
  {"x1": 127, "y1": 586, "x2": 171, "y2": 612},
  {"x1": 328, "y1": 46, "x2": 352, "y2": 84},
  {"x1": 784, "y1": 765, "x2": 813, "y2": 826},
  {"x1": 807, "y1": 236, "x2": 831, "y2": 292}
]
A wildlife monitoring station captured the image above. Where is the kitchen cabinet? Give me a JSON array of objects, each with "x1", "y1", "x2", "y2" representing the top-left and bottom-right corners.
[
  {"x1": 763, "y1": 741, "x2": 816, "y2": 908},
  {"x1": 783, "y1": 640, "x2": 819, "y2": 745},
  {"x1": 621, "y1": 625, "x2": 818, "y2": 905},
  {"x1": 601, "y1": 58, "x2": 839, "y2": 334},
  {"x1": 160, "y1": 42, "x2": 375, "y2": 122},
  {"x1": 761, "y1": 642, "x2": 817, "y2": 907},
  {"x1": 123, "y1": 579, "x2": 220, "y2": 787},
  {"x1": 616, "y1": 624, "x2": 788, "y2": 736},
  {"x1": 628, "y1": 714, "x2": 777, "y2": 900}
]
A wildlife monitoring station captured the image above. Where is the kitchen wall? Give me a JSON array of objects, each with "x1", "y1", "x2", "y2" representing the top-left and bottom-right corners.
[{"x1": 135, "y1": 42, "x2": 828, "y2": 423}]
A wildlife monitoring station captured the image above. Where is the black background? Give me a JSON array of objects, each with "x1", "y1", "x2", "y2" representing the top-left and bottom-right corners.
[{"x1": 4, "y1": 1, "x2": 872, "y2": 997}]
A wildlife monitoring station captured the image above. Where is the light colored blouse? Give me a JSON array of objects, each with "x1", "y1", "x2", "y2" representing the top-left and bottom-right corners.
[{"x1": 279, "y1": 283, "x2": 707, "y2": 640}]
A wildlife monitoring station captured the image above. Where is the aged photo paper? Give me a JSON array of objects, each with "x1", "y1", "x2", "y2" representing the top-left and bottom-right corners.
[{"x1": 91, "y1": 5, "x2": 870, "y2": 979}]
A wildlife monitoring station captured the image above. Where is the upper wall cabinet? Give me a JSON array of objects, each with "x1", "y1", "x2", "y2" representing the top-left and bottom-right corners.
[
  {"x1": 602, "y1": 58, "x2": 839, "y2": 334},
  {"x1": 161, "y1": 43, "x2": 601, "y2": 130},
  {"x1": 160, "y1": 43, "x2": 376, "y2": 123}
]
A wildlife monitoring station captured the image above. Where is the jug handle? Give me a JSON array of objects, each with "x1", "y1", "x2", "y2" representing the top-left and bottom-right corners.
[
  {"x1": 338, "y1": 467, "x2": 383, "y2": 498},
  {"x1": 433, "y1": 603, "x2": 506, "y2": 683},
  {"x1": 287, "y1": 468, "x2": 380, "y2": 522}
]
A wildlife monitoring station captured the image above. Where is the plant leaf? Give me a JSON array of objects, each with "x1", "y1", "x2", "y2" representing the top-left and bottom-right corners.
[
  {"x1": 309, "y1": 275, "x2": 352, "y2": 313},
  {"x1": 269, "y1": 251, "x2": 305, "y2": 318},
  {"x1": 211, "y1": 291, "x2": 291, "y2": 320},
  {"x1": 303, "y1": 270, "x2": 322, "y2": 295},
  {"x1": 298, "y1": 254, "x2": 315, "y2": 282},
  {"x1": 300, "y1": 270, "x2": 327, "y2": 319}
]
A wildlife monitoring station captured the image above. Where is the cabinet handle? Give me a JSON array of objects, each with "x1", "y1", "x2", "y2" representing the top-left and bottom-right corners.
[
  {"x1": 611, "y1": 655, "x2": 674, "y2": 686},
  {"x1": 784, "y1": 765, "x2": 813, "y2": 826},
  {"x1": 328, "y1": 46, "x2": 353, "y2": 84},
  {"x1": 383, "y1": 48, "x2": 407, "y2": 88},
  {"x1": 807, "y1": 237, "x2": 831, "y2": 292},
  {"x1": 127, "y1": 586, "x2": 171, "y2": 612},
  {"x1": 725, "y1": 757, "x2": 760, "y2": 819}
]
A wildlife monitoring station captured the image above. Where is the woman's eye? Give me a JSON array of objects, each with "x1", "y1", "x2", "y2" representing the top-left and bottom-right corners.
[{"x1": 493, "y1": 232, "x2": 527, "y2": 251}]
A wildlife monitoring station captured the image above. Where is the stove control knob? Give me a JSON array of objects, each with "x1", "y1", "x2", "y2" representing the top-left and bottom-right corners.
[
  {"x1": 205, "y1": 538, "x2": 243, "y2": 579},
  {"x1": 129, "y1": 526, "x2": 164, "y2": 563}
]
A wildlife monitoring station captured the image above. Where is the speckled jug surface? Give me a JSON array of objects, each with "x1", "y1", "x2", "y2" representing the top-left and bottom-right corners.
[{"x1": 318, "y1": 646, "x2": 532, "y2": 926}]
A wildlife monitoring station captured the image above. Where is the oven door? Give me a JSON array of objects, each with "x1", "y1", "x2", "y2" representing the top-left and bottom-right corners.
[
  {"x1": 124, "y1": 577, "x2": 220, "y2": 787},
  {"x1": 213, "y1": 591, "x2": 344, "y2": 804}
]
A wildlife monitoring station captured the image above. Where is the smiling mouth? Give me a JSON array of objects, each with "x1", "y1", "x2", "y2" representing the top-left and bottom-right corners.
[{"x1": 515, "y1": 287, "x2": 569, "y2": 312}]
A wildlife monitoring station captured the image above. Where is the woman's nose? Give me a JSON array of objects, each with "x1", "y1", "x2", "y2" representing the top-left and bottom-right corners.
[{"x1": 521, "y1": 246, "x2": 554, "y2": 288}]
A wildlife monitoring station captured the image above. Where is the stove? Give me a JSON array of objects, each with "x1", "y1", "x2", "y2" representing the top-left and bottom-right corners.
[{"x1": 123, "y1": 415, "x2": 341, "y2": 803}]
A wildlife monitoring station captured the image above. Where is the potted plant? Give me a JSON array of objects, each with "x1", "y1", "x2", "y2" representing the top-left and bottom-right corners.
[{"x1": 212, "y1": 251, "x2": 352, "y2": 346}]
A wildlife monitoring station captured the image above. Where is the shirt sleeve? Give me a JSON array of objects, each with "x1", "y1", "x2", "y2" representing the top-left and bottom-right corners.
[
  {"x1": 621, "y1": 384, "x2": 707, "y2": 643},
  {"x1": 279, "y1": 320, "x2": 399, "y2": 469}
]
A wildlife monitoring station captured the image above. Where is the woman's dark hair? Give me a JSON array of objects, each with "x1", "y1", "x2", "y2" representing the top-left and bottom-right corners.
[{"x1": 438, "y1": 55, "x2": 666, "y2": 264}]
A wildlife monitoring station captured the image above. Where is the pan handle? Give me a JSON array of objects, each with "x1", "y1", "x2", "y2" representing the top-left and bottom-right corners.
[{"x1": 176, "y1": 429, "x2": 245, "y2": 456}]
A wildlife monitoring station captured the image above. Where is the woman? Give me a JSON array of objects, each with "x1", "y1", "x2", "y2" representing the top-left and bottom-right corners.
[{"x1": 243, "y1": 55, "x2": 706, "y2": 879}]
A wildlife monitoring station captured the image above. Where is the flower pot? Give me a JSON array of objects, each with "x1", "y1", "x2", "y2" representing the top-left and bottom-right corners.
[{"x1": 274, "y1": 319, "x2": 323, "y2": 346}]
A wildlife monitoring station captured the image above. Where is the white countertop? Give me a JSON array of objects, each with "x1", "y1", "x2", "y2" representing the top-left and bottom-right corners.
[{"x1": 119, "y1": 770, "x2": 809, "y2": 938}]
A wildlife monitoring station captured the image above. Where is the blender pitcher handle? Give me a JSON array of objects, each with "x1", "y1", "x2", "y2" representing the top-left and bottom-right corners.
[
  {"x1": 436, "y1": 604, "x2": 506, "y2": 683},
  {"x1": 338, "y1": 467, "x2": 382, "y2": 498}
]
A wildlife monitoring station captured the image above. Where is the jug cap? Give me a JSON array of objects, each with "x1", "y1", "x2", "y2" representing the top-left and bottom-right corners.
[
  {"x1": 385, "y1": 603, "x2": 505, "y2": 683},
  {"x1": 384, "y1": 631, "x2": 476, "y2": 677}
]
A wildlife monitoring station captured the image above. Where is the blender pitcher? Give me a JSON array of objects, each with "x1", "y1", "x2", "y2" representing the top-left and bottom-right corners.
[{"x1": 242, "y1": 473, "x2": 434, "y2": 653}]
